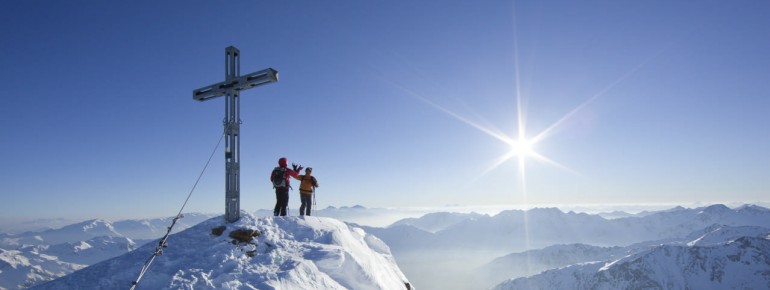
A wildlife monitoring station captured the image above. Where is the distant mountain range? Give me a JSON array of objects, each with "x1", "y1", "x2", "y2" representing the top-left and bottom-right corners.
[
  {"x1": 493, "y1": 225, "x2": 770, "y2": 289},
  {"x1": 1, "y1": 213, "x2": 215, "y2": 248},
  {"x1": 477, "y1": 225, "x2": 770, "y2": 289},
  {"x1": 362, "y1": 204, "x2": 770, "y2": 289},
  {"x1": 373, "y1": 205, "x2": 770, "y2": 252},
  {"x1": 2, "y1": 204, "x2": 770, "y2": 289},
  {"x1": 0, "y1": 213, "x2": 215, "y2": 289},
  {"x1": 390, "y1": 212, "x2": 486, "y2": 233},
  {"x1": 366, "y1": 204, "x2": 770, "y2": 253}
]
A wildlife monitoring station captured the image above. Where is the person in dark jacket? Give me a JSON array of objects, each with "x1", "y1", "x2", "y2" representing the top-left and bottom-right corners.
[{"x1": 270, "y1": 157, "x2": 301, "y2": 216}]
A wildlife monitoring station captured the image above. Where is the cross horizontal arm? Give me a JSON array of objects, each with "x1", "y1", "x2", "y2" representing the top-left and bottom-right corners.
[{"x1": 193, "y1": 68, "x2": 279, "y2": 101}]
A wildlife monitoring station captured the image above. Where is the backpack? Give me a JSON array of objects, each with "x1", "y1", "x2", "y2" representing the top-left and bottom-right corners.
[{"x1": 271, "y1": 167, "x2": 287, "y2": 188}]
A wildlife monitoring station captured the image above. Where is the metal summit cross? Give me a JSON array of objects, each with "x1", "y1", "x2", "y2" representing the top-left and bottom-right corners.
[{"x1": 192, "y1": 46, "x2": 278, "y2": 223}]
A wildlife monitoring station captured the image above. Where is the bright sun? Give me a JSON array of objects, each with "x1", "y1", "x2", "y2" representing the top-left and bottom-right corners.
[{"x1": 510, "y1": 139, "x2": 535, "y2": 158}]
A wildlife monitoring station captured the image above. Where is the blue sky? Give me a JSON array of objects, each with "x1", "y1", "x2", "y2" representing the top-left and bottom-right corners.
[{"x1": 1, "y1": 0, "x2": 769, "y2": 221}]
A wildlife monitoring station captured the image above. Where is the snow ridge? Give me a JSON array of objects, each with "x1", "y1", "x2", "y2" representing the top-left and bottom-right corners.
[
  {"x1": 32, "y1": 213, "x2": 411, "y2": 290},
  {"x1": 493, "y1": 227, "x2": 770, "y2": 290},
  {"x1": 389, "y1": 212, "x2": 485, "y2": 233},
  {"x1": 0, "y1": 214, "x2": 214, "y2": 289}
]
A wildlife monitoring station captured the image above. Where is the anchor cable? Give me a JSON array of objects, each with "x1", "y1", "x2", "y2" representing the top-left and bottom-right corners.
[{"x1": 129, "y1": 125, "x2": 228, "y2": 290}]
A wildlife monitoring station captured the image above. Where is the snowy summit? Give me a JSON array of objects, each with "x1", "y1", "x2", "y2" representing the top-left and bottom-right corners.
[{"x1": 32, "y1": 213, "x2": 412, "y2": 290}]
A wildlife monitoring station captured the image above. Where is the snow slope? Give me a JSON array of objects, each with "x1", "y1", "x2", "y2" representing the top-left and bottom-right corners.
[
  {"x1": 0, "y1": 215, "x2": 213, "y2": 289},
  {"x1": 473, "y1": 243, "x2": 627, "y2": 288},
  {"x1": 0, "y1": 248, "x2": 84, "y2": 290},
  {"x1": 41, "y1": 236, "x2": 136, "y2": 265},
  {"x1": 0, "y1": 236, "x2": 137, "y2": 290},
  {"x1": 476, "y1": 225, "x2": 770, "y2": 289},
  {"x1": 493, "y1": 227, "x2": 770, "y2": 290},
  {"x1": 32, "y1": 212, "x2": 412, "y2": 290}
]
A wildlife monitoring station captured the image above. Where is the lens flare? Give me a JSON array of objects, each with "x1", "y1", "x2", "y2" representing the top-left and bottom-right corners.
[{"x1": 510, "y1": 139, "x2": 534, "y2": 157}]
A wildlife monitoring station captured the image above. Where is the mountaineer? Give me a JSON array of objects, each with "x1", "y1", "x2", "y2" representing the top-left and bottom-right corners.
[{"x1": 270, "y1": 157, "x2": 302, "y2": 216}]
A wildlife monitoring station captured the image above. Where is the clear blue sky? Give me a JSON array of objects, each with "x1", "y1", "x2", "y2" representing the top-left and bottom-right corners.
[{"x1": 1, "y1": 0, "x2": 768, "y2": 221}]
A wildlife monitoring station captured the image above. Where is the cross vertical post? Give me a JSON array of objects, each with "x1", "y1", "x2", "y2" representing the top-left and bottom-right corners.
[
  {"x1": 193, "y1": 46, "x2": 278, "y2": 223},
  {"x1": 224, "y1": 47, "x2": 240, "y2": 223}
]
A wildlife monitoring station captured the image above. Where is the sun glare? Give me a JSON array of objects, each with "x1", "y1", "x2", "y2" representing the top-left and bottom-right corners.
[{"x1": 510, "y1": 139, "x2": 534, "y2": 158}]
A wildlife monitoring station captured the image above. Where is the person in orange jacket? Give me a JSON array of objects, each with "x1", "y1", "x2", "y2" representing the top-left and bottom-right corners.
[
  {"x1": 270, "y1": 157, "x2": 301, "y2": 216},
  {"x1": 293, "y1": 167, "x2": 319, "y2": 216}
]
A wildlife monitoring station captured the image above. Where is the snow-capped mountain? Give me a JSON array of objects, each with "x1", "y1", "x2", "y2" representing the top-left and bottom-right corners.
[
  {"x1": 389, "y1": 212, "x2": 485, "y2": 233},
  {"x1": 1, "y1": 207, "x2": 422, "y2": 289},
  {"x1": 363, "y1": 204, "x2": 770, "y2": 290},
  {"x1": 0, "y1": 219, "x2": 76, "y2": 235},
  {"x1": 682, "y1": 224, "x2": 770, "y2": 247},
  {"x1": 40, "y1": 236, "x2": 136, "y2": 265},
  {"x1": 492, "y1": 225, "x2": 770, "y2": 290},
  {"x1": 111, "y1": 213, "x2": 215, "y2": 240},
  {"x1": 0, "y1": 213, "x2": 215, "y2": 289},
  {"x1": 1, "y1": 214, "x2": 217, "y2": 249},
  {"x1": 373, "y1": 204, "x2": 770, "y2": 254},
  {"x1": 495, "y1": 237, "x2": 770, "y2": 290},
  {"x1": 595, "y1": 210, "x2": 637, "y2": 219},
  {"x1": 0, "y1": 236, "x2": 136, "y2": 290},
  {"x1": 1, "y1": 219, "x2": 123, "y2": 247},
  {"x1": 476, "y1": 225, "x2": 770, "y2": 289},
  {"x1": 0, "y1": 247, "x2": 85, "y2": 290},
  {"x1": 473, "y1": 243, "x2": 627, "y2": 289},
  {"x1": 4, "y1": 204, "x2": 770, "y2": 289},
  {"x1": 32, "y1": 212, "x2": 412, "y2": 290}
]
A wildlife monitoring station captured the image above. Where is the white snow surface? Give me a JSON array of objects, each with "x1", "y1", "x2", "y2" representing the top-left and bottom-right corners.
[
  {"x1": 31, "y1": 212, "x2": 411, "y2": 290},
  {"x1": 493, "y1": 231, "x2": 770, "y2": 290},
  {"x1": 0, "y1": 248, "x2": 85, "y2": 290}
]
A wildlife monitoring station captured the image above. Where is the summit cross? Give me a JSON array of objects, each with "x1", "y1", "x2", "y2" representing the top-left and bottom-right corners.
[{"x1": 193, "y1": 46, "x2": 278, "y2": 223}]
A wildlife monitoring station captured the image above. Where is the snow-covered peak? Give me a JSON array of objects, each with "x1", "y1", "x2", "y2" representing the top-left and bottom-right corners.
[
  {"x1": 493, "y1": 209, "x2": 525, "y2": 219},
  {"x1": 595, "y1": 210, "x2": 638, "y2": 219},
  {"x1": 33, "y1": 212, "x2": 412, "y2": 290},
  {"x1": 33, "y1": 219, "x2": 124, "y2": 245},
  {"x1": 0, "y1": 219, "x2": 124, "y2": 248},
  {"x1": 735, "y1": 204, "x2": 770, "y2": 213},
  {"x1": 337, "y1": 205, "x2": 368, "y2": 210},
  {"x1": 660, "y1": 205, "x2": 687, "y2": 213},
  {"x1": 0, "y1": 247, "x2": 85, "y2": 290},
  {"x1": 684, "y1": 225, "x2": 770, "y2": 246},
  {"x1": 698, "y1": 204, "x2": 731, "y2": 215},
  {"x1": 45, "y1": 235, "x2": 137, "y2": 265},
  {"x1": 79, "y1": 219, "x2": 113, "y2": 231},
  {"x1": 111, "y1": 213, "x2": 216, "y2": 240},
  {"x1": 389, "y1": 212, "x2": 484, "y2": 233},
  {"x1": 494, "y1": 236, "x2": 770, "y2": 290},
  {"x1": 528, "y1": 207, "x2": 565, "y2": 216}
]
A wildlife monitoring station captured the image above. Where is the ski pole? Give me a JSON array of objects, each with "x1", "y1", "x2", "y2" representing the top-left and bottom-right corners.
[{"x1": 312, "y1": 187, "x2": 317, "y2": 216}]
